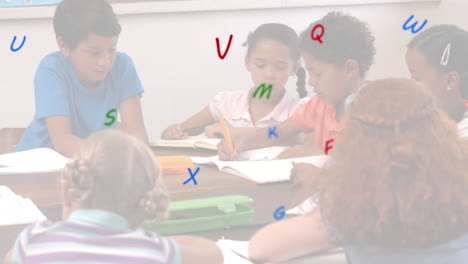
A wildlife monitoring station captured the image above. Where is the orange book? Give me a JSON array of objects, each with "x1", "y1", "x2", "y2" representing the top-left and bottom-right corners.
[{"x1": 155, "y1": 155, "x2": 194, "y2": 175}]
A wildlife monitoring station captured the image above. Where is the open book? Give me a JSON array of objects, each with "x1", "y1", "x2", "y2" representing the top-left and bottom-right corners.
[
  {"x1": 0, "y1": 148, "x2": 69, "y2": 174},
  {"x1": 216, "y1": 239, "x2": 346, "y2": 264},
  {"x1": 286, "y1": 194, "x2": 319, "y2": 216},
  {"x1": 150, "y1": 136, "x2": 221, "y2": 150},
  {"x1": 0, "y1": 186, "x2": 46, "y2": 226},
  {"x1": 236, "y1": 146, "x2": 286, "y2": 161},
  {"x1": 191, "y1": 155, "x2": 329, "y2": 184}
]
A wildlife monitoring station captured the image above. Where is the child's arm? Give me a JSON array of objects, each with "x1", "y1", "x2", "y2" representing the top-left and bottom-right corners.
[
  {"x1": 119, "y1": 95, "x2": 148, "y2": 143},
  {"x1": 275, "y1": 133, "x2": 322, "y2": 159},
  {"x1": 161, "y1": 106, "x2": 215, "y2": 139},
  {"x1": 3, "y1": 249, "x2": 12, "y2": 264},
  {"x1": 46, "y1": 116, "x2": 83, "y2": 157},
  {"x1": 205, "y1": 124, "x2": 260, "y2": 139},
  {"x1": 218, "y1": 118, "x2": 300, "y2": 160},
  {"x1": 228, "y1": 127, "x2": 264, "y2": 138},
  {"x1": 248, "y1": 209, "x2": 334, "y2": 263},
  {"x1": 169, "y1": 235, "x2": 223, "y2": 264}
]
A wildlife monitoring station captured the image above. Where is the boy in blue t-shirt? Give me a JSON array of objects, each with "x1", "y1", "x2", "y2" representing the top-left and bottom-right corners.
[{"x1": 16, "y1": 0, "x2": 148, "y2": 157}]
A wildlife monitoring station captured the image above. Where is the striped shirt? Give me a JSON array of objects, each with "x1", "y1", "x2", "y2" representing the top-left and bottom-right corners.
[{"x1": 12, "y1": 209, "x2": 181, "y2": 264}]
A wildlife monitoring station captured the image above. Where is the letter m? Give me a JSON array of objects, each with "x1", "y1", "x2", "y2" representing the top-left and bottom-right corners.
[{"x1": 252, "y1": 83, "x2": 273, "y2": 99}]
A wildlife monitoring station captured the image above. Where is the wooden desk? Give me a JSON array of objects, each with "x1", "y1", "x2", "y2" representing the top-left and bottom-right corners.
[
  {"x1": 0, "y1": 147, "x2": 295, "y2": 259},
  {"x1": 2, "y1": 147, "x2": 294, "y2": 223}
]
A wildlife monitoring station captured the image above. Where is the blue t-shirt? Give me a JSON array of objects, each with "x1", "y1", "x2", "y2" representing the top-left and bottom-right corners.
[{"x1": 16, "y1": 51, "x2": 144, "y2": 152}]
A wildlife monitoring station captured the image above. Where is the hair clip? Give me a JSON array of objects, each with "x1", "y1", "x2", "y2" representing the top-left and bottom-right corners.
[
  {"x1": 440, "y1": 43, "x2": 451, "y2": 66},
  {"x1": 242, "y1": 31, "x2": 253, "y2": 47}
]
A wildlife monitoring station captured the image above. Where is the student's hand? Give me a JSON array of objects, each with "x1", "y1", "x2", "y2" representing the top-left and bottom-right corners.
[
  {"x1": 3, "y1": 249, "x2": 13, "y2": 264},
  {"x1": 290, "y1": 162, "x2": 322, "y2": 206},
  {"x1": 217, "y1": 138, "x2": 242, "y2": 161},
  {"x1": 204, "y1": 123, "x2": 223, "y2": 138},
  {"x1": 276, "y1": 145, "x2": 322, "y2": 159},
  {"x1": 170, "y1": 235, "x2": 224, "y2": 264},
  {"x1": 290, "y1": 162, "x2": 321, "y2": 183},
  {"x1": 161, "y1": 124, "x2": 188, "y2": 139}
]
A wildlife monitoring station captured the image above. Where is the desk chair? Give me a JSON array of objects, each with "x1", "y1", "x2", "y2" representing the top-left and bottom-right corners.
[{"x1": 0, "y1": 128, "x2": 25, "y2": 154}]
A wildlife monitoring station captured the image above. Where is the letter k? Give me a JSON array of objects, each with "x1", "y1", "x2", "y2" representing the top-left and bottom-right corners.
[{"x1": 268, "y1": 126, "x2": 278, "y2": 139}]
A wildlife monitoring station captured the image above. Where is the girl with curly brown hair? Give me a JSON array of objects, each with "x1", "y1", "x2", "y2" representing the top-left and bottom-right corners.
[
  {"x1": 5, "y1": 130, "x2": 223, "y2": 264},
  {"x1": 218, "y1": 11, "x2": 376, "y2": 161},
  {"x1": 249, "y1": 78, "x2": 468, "y2": 264}
]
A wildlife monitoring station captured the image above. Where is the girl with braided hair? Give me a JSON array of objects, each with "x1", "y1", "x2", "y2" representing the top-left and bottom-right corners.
[
  {"x1": 248, "y1": 79, "x2": 468, "y2": 263},
  {"x1": 161, "y1": 23, "x2": 309, "y2": 140},
  {"x1": 218, "y1": 12, "x2": 376, "y2": 160},
  {"x1": 406, "y1": 24, "x2": 468, "y2": 138},
  {"x1": 6, "y1": 130, "x2": 223, "y2": 264}
]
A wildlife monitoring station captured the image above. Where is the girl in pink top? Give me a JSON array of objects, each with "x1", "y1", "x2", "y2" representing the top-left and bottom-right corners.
[{"x1": 161, "y1": 23, "x2": 309, "y2": 140}]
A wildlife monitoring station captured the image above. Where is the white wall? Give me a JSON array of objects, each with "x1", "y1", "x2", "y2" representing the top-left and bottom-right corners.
[
  {"x1": 0, "y1": 1, "x2": 439, "y2": 140},
  {"x1": 438, "y1": 0, "x2": 468, "y2": 28}
]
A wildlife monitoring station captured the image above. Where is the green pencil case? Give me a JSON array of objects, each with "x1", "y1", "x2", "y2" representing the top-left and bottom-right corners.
[{"x1": 143, "y1": 195, "x2": 254, "y2": 235}]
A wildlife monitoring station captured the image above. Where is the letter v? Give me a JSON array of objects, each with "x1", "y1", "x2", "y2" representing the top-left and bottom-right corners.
[{"x1": 216, "y1": 34, "x2": 233, "y2": 60}]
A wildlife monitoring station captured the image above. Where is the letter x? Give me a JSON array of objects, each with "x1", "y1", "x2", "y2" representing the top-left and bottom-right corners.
[
  {"x1": 268, "y1": 126, "x2": 278, "y2": 139},
  {"x1": 183, "y1": 167, "x2": 200, "y2": 185}
]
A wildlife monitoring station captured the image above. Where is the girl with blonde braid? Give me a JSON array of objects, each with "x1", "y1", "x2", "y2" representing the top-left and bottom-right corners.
[{"x1": 6, "y1": 130, "x2": 223, "y2": 264}]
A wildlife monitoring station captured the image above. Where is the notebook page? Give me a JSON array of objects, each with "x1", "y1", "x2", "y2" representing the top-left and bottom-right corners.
[
  {"x1": 216, "y1": 239, "x2": 346, "y2": 264},
  {"x1": 190, "y1": 146, "x2": 286, "y2": 164},
  {"x1": 190, "y1": 155, "x2": 220, "y2": 164},
  {"x1": 0, "y1": 186, "x2": 46, "y2": 226},
  {"x1": 227, "y1": 156, "x2": 329, "y2": 183},
  {"x1": 237, "y1": 146, "x2": 287, "y2": 161},
  {"x1": 150, "y1": 136, "x2": 221, "y2": 149},
  {"x1": 192, "y1": 155, "x2": 330, "y2": 184},
  {"x1": 193, "y1": 138, "x2": 221, "y2": 150},
  {"x1": 286, "y1": 194, "x2": 319, "y2": 215},
  {"x1": 0, "y1": 185, "x2": 15, "y2": 196},
  {"x1": 0, "y1": 148, "x2": 69, "y2": 174},
  {"x1": 149, "y1": 136, "x2": 202, "y2": 148},
  {"x1": 216, "y1": 239, "x2": 253, "y2": 264}
]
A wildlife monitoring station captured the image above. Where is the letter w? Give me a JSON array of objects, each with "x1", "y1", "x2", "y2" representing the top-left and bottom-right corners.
[
  {"x1": 402, "y1": 14, "x2": 428, "y2": 34},
  {"x1": 252, "y1": 83, "x2": 273, "y2": 99}
]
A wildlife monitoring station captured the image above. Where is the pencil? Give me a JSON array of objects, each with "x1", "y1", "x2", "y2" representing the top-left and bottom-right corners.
[{"x1": 218, "y1": 117, "x2": 234, "y2": 153}]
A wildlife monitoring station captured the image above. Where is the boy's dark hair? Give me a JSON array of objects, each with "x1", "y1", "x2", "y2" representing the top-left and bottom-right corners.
[
  {"x1": 300, "y1": 11, "x2": 375, "y2": 77},
  {"x1": 53, "y1": 0, "x2": 122, "y2": 50},
  {"x1": 408, "y1": 25, "x2": 468, "y2": 99},
  {"x1": 244, "y1": 23, "x2": 307, "y2": 98}
]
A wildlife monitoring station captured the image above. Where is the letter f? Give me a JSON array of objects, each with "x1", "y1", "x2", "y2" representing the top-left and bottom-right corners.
[{"x1": 324, "y1": 139, "x2": 334, "y2": 155}]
